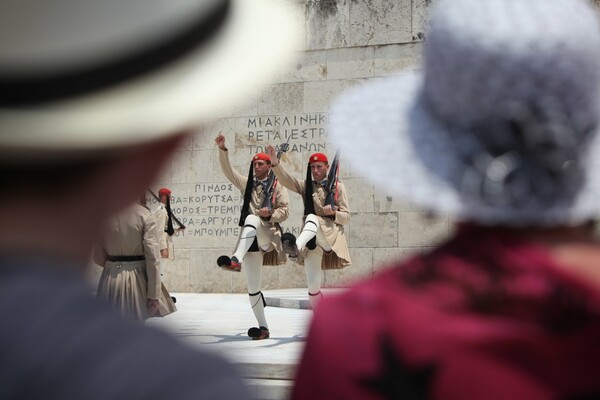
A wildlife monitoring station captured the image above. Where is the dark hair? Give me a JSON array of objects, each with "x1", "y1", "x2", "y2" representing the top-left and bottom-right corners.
[
  {"x1": 238, "y1": 161, "x2": 254, "y2": 227},
  {"x1": 303, "y1": 163, "x2": 316, "y2": 216}
]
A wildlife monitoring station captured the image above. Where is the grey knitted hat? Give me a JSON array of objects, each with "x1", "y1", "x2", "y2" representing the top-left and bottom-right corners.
[{"x1": 329, "y1": 0, "x2": 600, "y2": 227}]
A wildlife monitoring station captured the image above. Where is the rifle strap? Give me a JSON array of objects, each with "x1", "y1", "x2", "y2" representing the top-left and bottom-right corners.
[{"x1": 165, "y1": 198, "x2": 175, "y2": 236}]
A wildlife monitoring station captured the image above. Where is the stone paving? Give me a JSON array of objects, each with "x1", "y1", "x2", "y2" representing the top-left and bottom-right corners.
[{"x1": 146, "y1": 288, "x2": 343, "y2": 400}]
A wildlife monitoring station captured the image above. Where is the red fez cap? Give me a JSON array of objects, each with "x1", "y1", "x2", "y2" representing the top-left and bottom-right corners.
[
  {"x1": 252, "y1": 153, "x2": 271, "y2": 163},
  {"x1": 158, "y1": 187, "x2": 171, "y2": 196},
  {"x1": 309, "y1": 153, "x2": 328, "y2": 164}
]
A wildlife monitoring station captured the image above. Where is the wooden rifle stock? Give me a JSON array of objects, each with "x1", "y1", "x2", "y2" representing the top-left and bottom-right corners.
[{"x1": 146, "y1": 189, "x2": 186, "y2": 229}]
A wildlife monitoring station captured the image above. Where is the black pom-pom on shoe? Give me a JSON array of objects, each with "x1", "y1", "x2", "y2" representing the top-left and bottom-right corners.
[
  {"x1": 247, "y1": 326, "x2": 270, "y2": 340},
  {"x1": 217, "y1": 255, "x2": 241, "y2": 272},
  {"x1": 281, "y1": 233, "x2": 299, "y2": 259}
]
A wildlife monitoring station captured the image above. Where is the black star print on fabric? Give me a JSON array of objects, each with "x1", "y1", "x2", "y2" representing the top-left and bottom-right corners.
[{"x1": 360, "y1": 335, "x2": 436, "y2": 399}]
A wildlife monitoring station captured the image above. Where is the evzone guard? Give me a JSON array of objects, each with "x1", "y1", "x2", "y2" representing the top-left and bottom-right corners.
[
  {"x1": 149, "y1": 187, "x2": 186, "y2": 307},
  {"x1": 266, "y1": 145, "x2": 351, "y2": 309},
  {"x1": 215, "y1": 134, "x2": 289, "y2": 340}
]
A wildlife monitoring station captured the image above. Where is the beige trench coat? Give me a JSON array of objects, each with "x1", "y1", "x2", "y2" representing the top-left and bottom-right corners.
[
  {"x1": 95, "y1": 203, "x2": 162, "y2": 321},
  {"x1": 219, "y1": 149, "x2": 289, "y2": 265},
  {"x1": 272, "y1": 163, "x2": 351, "y2": 269}
]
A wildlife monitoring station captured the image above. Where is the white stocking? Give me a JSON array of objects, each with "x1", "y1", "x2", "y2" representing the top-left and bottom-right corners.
[
  {"x1": 244, "y1": 251, "x2": 268, "y2": 328},
  {"x1": 255, "y1": 220, "x2": 272, "y2": 252},
  {"x1": 233, "y1": 214, "x2": 260, "y2": 261},
  {"x1": 304, "y1": 248, "x2": 323, "y2": 310},
  {"x1": 296, "y1": 214, "x2": 319, "y2": 252}
]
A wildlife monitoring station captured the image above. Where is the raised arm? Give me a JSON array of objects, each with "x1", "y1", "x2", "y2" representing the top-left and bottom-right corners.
[
  {"x1": 265, "y1": 144, "x2": 305, "y2": 195},
  {"x1": 216, "y1": 133, "x2": 247, "y2": 191}
]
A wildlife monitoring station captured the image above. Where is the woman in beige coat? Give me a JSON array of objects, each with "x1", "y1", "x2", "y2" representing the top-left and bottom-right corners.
[{"x1": 95, "y1": 201, "x2": 175, "y2": 321}]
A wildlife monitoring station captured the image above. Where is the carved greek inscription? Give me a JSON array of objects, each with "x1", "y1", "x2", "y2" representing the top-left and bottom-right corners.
[
  {"x1": 147, "y1": 182, "x2": 242, "y2": 239},
  {"x1": 245, "y1": 113, "x2": 328, "y2": 153}
]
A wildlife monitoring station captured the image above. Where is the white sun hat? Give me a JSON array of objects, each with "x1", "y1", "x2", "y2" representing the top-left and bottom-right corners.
[
  {"x1": 329, "y1": 0, "x2": 600, "y2": 227},
  {"x1": 0, "y1": 0, "x2": 301, "y2": 155}
]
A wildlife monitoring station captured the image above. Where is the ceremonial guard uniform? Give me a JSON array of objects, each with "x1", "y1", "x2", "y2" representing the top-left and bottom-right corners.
[
  {"x1": 156, "y1": 204, "x2": 175, "y2": 261},
  {"x1": 270, "y1": 151, "x2": 351, "y2": 309},
  {"x1": 154, "y1": 187, "x2": 182, "y2": 307},
  {"x1": 155, "y1": 187, "x2": 181, "y2": 262},
  {"x1": 95, "y1": 202, "x2": 176, "y2": 321},
  {"x1": 215, "y1": 135, "x2": 289, "y2": 339},
  {"x1": 218, "y1": 151, "x2": 289, "y2": 266}
]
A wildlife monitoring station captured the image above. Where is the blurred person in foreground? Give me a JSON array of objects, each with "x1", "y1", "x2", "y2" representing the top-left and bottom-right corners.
[
  {"x1": 293, "y1": 0, "x2": 600, "y2": 399},
  {"x1": 0, "y1": 0, "x2": 300, "y2": 398}
]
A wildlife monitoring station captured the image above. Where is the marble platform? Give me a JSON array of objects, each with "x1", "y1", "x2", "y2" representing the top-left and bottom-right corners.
[{"x1": 147, "y1": 288, "x2": 345, "y2": 399}]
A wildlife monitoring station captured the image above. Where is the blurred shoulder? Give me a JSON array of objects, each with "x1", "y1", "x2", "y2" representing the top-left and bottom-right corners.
[
  {"x1": 316, "y1": 262, "x2": 408, "y2": 321},
  {"x1": 132, "y1": 202, "x2": 151, "y2": 215}
]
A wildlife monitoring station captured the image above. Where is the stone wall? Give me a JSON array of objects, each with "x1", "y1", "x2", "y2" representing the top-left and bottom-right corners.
[
  {"x1": 98, "y1": 0, "x2": 599, "y2": 293},
  {"x1": 135, "y1": 0, "x2": 450, "y2": 294}
]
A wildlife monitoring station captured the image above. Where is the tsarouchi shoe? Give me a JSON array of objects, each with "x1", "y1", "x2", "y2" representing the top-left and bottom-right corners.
[
  {"x1": 281, "y1": 232, "x2": 299, "y2": 260},
  {"x1": 216, "y1": 255, "x2": 241, "y2": 272},
  {"x1": 247, "y1": 326, "x2": 270, "y2": 340}
]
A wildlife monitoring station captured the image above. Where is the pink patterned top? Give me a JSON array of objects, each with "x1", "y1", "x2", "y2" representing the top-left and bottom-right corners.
[{"x1": 293, "y1": 229, "x2": 600, "y2": 400}]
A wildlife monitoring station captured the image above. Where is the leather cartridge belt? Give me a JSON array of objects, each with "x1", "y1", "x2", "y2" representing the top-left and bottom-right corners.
[{"x1": 106, "y1": 255, "x2": 145, "y2": 262}]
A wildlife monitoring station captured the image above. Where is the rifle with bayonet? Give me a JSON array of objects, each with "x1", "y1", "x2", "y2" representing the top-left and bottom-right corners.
[
  {"x1": 323, "y1": 149, "x2": 341, "y2": 209},
  {"x1": 260, "y1": 136, "x2": 291, "y2": 210},
  {"x1": 146, "y1": 188, "x2": 186, "y2": 230}
]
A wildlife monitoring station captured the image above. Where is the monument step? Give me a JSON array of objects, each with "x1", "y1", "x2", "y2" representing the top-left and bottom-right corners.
[
  {"x1": 245, "y1": 378, "x2": 293, "y2": 400},
  {"x1": 263, "y1": 288, "x2": 347, "y2": 310},
  {"x1": 265, "y1": 296, "x2": 310, "y2": 310},
  {"x1": 236, "y1": 362, "x2": 297, "y2": 380}
]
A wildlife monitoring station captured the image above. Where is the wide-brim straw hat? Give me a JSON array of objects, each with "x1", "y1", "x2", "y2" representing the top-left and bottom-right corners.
[
  {"x1": 0, "y1": 0, "x2": 301, "y2": 156},
  {"x1": 329, "y1": 0, "x2": 600, "y2": 227}
]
